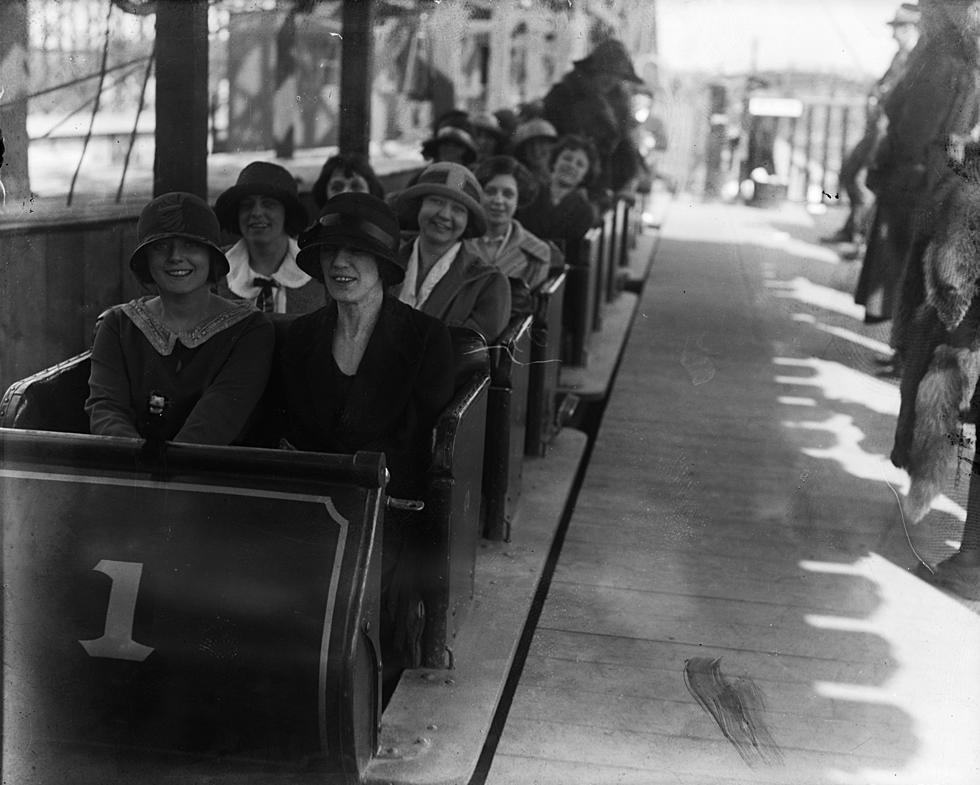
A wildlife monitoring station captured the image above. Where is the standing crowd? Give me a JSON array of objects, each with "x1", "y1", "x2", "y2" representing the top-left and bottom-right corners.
[
  {"x1": 827, "y1": 1, "x2": 980, "y2": 600},
  {"x1": 81, "y1": 37, "x2": 648, "y2": 696}
]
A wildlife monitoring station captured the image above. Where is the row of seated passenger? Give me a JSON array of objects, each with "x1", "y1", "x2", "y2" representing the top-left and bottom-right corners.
[{"x1": 0, "y1": 176, "x2": 639, "y2": 782}]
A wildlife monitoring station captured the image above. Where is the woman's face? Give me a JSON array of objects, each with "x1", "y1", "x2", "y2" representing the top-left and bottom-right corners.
[
  {"x1": 524, "y1": 138, "x2": 555, "y2": 173},
  {"x1": 474, "y1": 131, "x2": 499, "y2": 159},
  {"x1": 482, "y1": 173, "x2": 519, "y2": 230},
  {"x1": 326, "y1": 171, "x2": 370, "y2": 200},
  {"x1": 552, "y1": 147, "x2": 591, "y2": 189},
  {"x1": 146, "y1": 237, "x2": 212, "y2": 296},
  {"x1": 418, "y1": 195, "x2": 469, "y2": 246},
  {"x1": 320, "y1": 246, "x2": 383, "y2": 303},
  {"x1": 238, "y1": 194, "x2": 287, "y2": 243}
]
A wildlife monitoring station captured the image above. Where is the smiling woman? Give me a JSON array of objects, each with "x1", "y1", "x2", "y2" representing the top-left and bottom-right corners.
[
  {"x1": 85, "y1": 192, "x2": 275, "y2": 445},
  {"x1": 393, "y1": 162, "x2": 511, "y2": 342},
  {"x1": 213, "y1": 161, "x2": 322, "y2": 315},
  {"x1": 281, "y1": 192, "x2": 456, "y2": 694}
]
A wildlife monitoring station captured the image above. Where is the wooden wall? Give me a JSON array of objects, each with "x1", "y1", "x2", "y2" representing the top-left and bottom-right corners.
[{"x1": 1, "y1": 215, "x2": 143, "y2": 394}]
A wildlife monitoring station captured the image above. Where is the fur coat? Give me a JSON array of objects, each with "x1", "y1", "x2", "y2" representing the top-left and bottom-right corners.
[{"x1": 892, "y1": 178, "x2": 980, "y2": 522}]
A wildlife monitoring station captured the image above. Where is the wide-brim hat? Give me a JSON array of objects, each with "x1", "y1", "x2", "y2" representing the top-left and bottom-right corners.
[
  {"x1": 574, "y1": 39, "x2": 644, "y2": 84},
  {"x1": 887, "y1": 3, "x2": 920, "y2": 26},
  {"x1": 296, "y1": 192, "x2": 405, "y2": 285},
  {"x1": 214, "y1": 161, "x2": 308, "y2": 237},
  {"x1": 420, "y1": 126, "x2": 478, "y2": 165},
  {"x1": 395, "y1": 162, "x2": 487, "y2": 239},
  {"x1": 130, "y1": 192, "x2": 229, "y2": 281}
]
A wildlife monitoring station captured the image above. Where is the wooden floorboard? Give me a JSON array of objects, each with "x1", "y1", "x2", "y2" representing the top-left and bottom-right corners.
[{"x1": 485, "y1": 201, "x2": 980, "y2": 785}]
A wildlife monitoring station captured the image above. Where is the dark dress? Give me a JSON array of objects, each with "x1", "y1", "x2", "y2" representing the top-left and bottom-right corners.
[
  {"x1": 280, "y1": 296, "x2": 454, "y2": 500},
  {"x1": 515, "y1": 185, "x2": 597, "y2": 248},
  {"x1": 86, "y1": 298, "x2": 274, "y2": 445},
  {"x1": 280, "y1": 296, "x2": 455, "y2": 680}
]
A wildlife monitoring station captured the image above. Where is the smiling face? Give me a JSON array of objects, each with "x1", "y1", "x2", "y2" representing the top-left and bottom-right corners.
[
  {"x1": 238, "y1": 194, "x2": 287, "y2": 243},
  {"x1": 552, "y1": 147, "x2": 591, "y2": 189},
  {"x1": 326, "y1": 172, "x2": 370, "y2": 199},
  {"x1": 482, "y1": 174, "x2": 519, "y2": 232},
  {"x1": 145, "y1": 237, "x2": 212, "y2": 296},
  {"x1": 418, "y1": 195, "x2": 469, "y2": 247},
  {"x1": 320, "y1": 245, "x2": 383, "y2": 304}
]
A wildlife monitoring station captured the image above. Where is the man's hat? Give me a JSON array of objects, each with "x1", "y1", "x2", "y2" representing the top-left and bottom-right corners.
[
  {"x1": 887, "y1": 3, "x2": 920, "y2": 26},
  {"x1": 574, "y1": 39, "x2": 643, "y2": 84}
]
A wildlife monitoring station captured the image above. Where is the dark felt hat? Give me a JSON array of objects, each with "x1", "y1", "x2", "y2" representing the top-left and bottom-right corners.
[
  {"x1": 214, "y1": 161, "x2": 308, "y2": 237},
  {"x1": 296, "y1": 192, "x2": 404, "y2": 285},
  {"x1": 395, "y1": 162, "x2": 487, "y2": 239},
  {"x1": 420, "y1": 126, "x2": 479, "y2": 165},
  {"x1": 574, "y1": 39, "x2": 643, "y2": 84},
  {"x1": 130, "y1": 192, "x2": 229, "y2": 282}
]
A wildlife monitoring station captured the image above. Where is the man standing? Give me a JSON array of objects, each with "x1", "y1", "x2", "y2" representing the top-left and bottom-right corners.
[{"x1": 825, "y1": 3, "x2": 921, "y2": 249}]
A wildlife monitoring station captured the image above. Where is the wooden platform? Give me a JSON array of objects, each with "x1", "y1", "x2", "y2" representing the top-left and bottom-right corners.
[{"x1": 486, "y1": 200, "x2": 980, "y2": 785}]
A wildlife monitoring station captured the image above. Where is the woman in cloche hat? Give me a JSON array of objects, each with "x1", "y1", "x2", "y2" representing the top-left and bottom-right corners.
[
  {"x1": 213, "y1": 160, "x2": 320, "y2": 314},
  {"x1": 394, "y1": 161, "x2": 511, "y2": 341},
  {"x1": 280, "y1": 191, "x2": 456, "y2": 691},
  {"x1": 86, "y1": 192, "x2": 274, "y2": 445}
]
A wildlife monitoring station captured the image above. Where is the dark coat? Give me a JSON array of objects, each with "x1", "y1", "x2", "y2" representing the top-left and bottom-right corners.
[
  {"x1": 280, "y1": 296, "x2": 455, "y2": 500},
  {"x1": 543, "y1": 69, "x2": 640, "y2": 192},
  {"x1": 515, "y1": 186, "x2": 597, "y2": 247}
]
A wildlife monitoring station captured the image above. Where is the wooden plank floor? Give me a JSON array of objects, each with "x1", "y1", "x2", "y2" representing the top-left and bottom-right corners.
[{"x1": 485, "y1": 200, "x2": 980, "y2": 785}]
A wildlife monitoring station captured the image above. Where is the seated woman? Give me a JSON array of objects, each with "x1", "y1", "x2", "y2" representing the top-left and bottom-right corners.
[
  {"x1": 510, "y1": 117, "x2": 558, "y2": 184},
  {"x1": 393, "y1": 162, "x2": 511, "y2": 341},
  {"x1": 213, "y1": 161, "x2": 321, "y2": 314},
  {"x1": 515, "y1": 133, "x2": 600, "y2": 248},
  {"x1": 311, "y1": 152, "x2": 385, "y2": 208},
  {"x1": 466, "y1": 155, "x2": 552, "y2": 314},
  {"x1": 280, "y1": 192, "x2": 455, "y2": 678},
  {"x1": 86, "y1": 192, "x2": 274, "y2": 445}
]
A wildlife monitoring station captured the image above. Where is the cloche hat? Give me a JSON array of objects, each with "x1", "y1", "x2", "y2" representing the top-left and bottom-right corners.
[
  {"x1": 213, "y1": 161, "x2": 308, "y2": 237},
  {"x1": 511, "y1": 118, "x2": 558, "y2": 152},
  {"x1": 395, "y1": 162, "x2": 487, "y2": 239},
  {"x1": 130, "y1": 192, "x2": 229, "y2": 282},
  {"x1": 296, "y1": 192, "x2": 405, "y2": 285},
  {"x1": 420, "y1": 126, "x2": 479, "y2": 165},
  {"x1": 574, "y1": 39, "x2": 643, "y2": 84}
]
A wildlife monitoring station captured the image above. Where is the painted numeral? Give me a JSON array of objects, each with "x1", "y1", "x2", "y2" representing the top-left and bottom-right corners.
[{"x1": 79, "y1": 560, "x2": 155, "y2": 662}]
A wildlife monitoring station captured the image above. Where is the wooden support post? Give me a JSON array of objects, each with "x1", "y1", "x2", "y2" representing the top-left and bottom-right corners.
[
  {"x1": 154, "y1": 0, "x2": 209, "y2": 198},
  {"x1": 273, "y1": 10, "x2": 298, "y2": 159},
  {"x1": 703, "y1": 83, "x2": 727, "y2": 199},
  {"x1": 0, "y1": 0, "x2": 31, "y2": 208},
  {"x1": 339, "y1": 0, "x2": 374, "y2": 157},
  {"x1": 819, "y1": 103, "x2": 833, "y2": 199},
  {"x1": 802, "y1": 105, "x2": 815, "y2": 201}
]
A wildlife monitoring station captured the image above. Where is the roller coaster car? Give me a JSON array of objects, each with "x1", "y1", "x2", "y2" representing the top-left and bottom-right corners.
[{"x1": 0, "y1": 322, "x2": 490, "y2": 783}]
